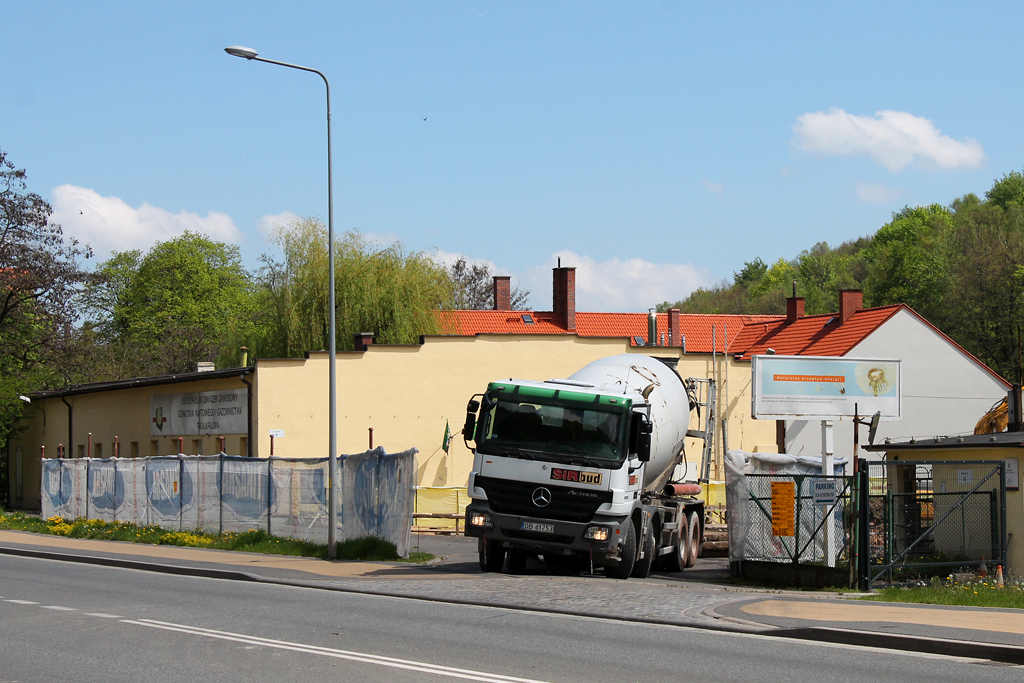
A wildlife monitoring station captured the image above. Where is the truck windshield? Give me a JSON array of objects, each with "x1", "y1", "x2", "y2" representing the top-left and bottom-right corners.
[{"x1": 477, "y1": 393, "x2": 627, "y2": 463}]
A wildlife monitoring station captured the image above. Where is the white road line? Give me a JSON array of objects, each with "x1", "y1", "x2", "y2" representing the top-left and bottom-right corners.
[
  {"x1": 85, "y1": 613, "x2": 123, "y2": 619},
  {"x1": 41, "y1": 605, "x2": 77, "y2": 611},
  {"x1": 124, "y1": 618, "x2": 552, "y2": 683},
  {"x1": 3, "y1": 599, "x2": 40, "y2": 605}
]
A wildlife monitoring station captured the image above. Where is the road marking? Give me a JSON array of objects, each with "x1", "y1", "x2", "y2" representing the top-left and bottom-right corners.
[
  {"x1": 3, "y1": 600, "x2": 39, "y2": 605},
  {"x1": 41, "y1": 605, "x2": 77, "y2": 611},
  {"x1": 85, "y1": 613, "x2": 123, "y2": 619},
  {"x1": 124, "y1": 618, "x2": 553, "y2": 683}
]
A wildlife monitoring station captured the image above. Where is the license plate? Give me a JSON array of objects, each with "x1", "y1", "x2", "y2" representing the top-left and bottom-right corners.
[{"x1": 521, "y1": 521, "x2": 555, "y2": 533}]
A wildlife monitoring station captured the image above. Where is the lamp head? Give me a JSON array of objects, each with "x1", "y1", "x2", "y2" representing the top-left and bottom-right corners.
[
  {"x1": 225, "y1": 46, "x2": 259, "y2": 60},
  {"x1": 18, "y1": 395, "x2": 31, "y2": 403}
]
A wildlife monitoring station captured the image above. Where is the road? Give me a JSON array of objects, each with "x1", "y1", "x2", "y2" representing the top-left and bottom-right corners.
[{"x1": 0, "y1": 553, "x2": 1019, "y2": 683}]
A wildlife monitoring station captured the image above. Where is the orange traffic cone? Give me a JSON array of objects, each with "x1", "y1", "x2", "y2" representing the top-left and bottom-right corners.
[{"x1": 996, "y1": 564, "x2": 1004, "y2": 587}]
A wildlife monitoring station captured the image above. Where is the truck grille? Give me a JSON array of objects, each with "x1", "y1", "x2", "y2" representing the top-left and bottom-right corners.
[{"x1": 475, "y1": 475, "x2": 612, "y2": 523}]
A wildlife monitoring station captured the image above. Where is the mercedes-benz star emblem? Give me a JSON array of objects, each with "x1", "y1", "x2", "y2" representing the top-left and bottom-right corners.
[{"x1": 532, "y1": 487, "x2": 552, "y2": 507}]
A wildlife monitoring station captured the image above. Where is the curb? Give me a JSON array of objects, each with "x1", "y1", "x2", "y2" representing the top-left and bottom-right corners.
[
  {"x1": 0, "y1": 545, "x2": 261, "y2": 584},
  {"x1": 5, "y1": 543, "x2": 1024, "y2": 665},
  {"x1": 772, "y1": 626, "x2": 1024, "y2": 666}
]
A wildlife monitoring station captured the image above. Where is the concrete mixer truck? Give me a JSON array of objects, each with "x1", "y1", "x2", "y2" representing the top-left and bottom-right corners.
[{"x1": 463, "y1": 354, "x2": 710, "y2": 579}]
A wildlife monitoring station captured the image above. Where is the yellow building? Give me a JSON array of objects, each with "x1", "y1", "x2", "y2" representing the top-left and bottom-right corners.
[
  {"x1": 867, "y1": 433, "x2": 1023, "y2": 574},
  {"x1": 7, "y1": 332, "x2": 779, "y2": 511}
]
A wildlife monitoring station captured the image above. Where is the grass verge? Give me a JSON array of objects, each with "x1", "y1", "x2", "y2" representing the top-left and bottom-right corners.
[
  {"x1": 0, "y1": 511, "x2": 434, "y2": 564},
  {"x1": 864, "y1": 578, "x2": 1024, "y2": 609}
]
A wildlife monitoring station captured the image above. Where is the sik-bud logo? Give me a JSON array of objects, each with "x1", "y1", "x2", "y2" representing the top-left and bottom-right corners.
[{"x1": 550, "y1": 468, "x2": 602, "y2": 485}]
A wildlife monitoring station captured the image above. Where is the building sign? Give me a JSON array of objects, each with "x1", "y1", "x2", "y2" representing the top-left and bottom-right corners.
[
  {"x1": 812, "y1": 480, "x2": 837, "y2": 506},
  {"x1": 752, "y1": 355, "x2": 901, "y2": 420},
  {"x1": 1006, "y1": 459, "x2": 1019, "y2": 491},
  {"x1": 150, "y1": 389, "x2": 248, "y2": 436},
  {"x1": 771, "y1": 481, "x2": 796, "y2": 537}
]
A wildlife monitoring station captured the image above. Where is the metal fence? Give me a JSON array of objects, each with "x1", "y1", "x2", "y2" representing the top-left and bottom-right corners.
[
  {"x1": 39, "y1": 448, "x2": 417, "y2": 556},
  {"x1": 728, "y1": 473, "x2": 853, "y2": 568},
  {"x1": 867, "y1": 460, "x2": 1007, "y2": 584}
]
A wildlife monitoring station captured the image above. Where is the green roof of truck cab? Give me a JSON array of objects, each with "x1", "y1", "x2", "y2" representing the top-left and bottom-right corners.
[{"x1": 486, "y1": 380, "x2": 634, "y2": 409}]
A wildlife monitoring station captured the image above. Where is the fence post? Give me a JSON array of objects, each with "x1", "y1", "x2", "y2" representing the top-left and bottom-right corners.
[
  {"x1": 178, "y1": 455, "x2": 184, "y2": 531},
  {"x1": 858, "y1": 458, "x2": 870, "y2": 591},
  {"x1": 267, "y1": 456, "x2": 273, "y2": 535},
  {"x1": 1000, "y1": 461, "x2": 1008, "y2": 568},
  {"x1": 219, "y1": 452, "x2": 225, "y2": 535},
  {"x1": 85, "y1": 458, "x2": 91, "y2": 521}
]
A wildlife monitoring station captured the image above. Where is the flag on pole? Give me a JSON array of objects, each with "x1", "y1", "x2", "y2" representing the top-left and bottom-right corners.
[{"x1": 442, "y1": 420, "x2": 452, "y2": 453}]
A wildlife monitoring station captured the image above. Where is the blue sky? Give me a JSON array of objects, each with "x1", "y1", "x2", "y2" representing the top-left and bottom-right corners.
[{"x1": 4, "y1": 2, "x2": 1022, "y2": 311}]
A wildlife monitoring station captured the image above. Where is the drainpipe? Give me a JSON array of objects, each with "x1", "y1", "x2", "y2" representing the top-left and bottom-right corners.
[
  {"x1": 62, "y1": 396, "x2": 73, "y2": 457},
  {"x1": 240, "y1": 371, "x2": 253, "y2": 457}
]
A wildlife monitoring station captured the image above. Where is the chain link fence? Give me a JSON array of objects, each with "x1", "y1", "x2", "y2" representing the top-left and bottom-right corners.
[{"x1": 867, "y1": 460, "x2": 1006, "y2": 583}]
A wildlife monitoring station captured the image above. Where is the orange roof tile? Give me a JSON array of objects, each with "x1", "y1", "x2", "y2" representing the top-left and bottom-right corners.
[
  {"x1": 732, "y1": 306, "x2": 901, "y2": 358},
  {"x1": 435, "y1": 310, "x2": 783, "y2": 352},
  {"x1": 731, "y1": 304, "x2": 1009, "y2": 386}
]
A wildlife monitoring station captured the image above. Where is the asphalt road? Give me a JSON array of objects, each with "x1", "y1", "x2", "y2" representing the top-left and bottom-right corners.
[{"x1": 1, "y1": 554, "x2": 1020, "y2": 683}]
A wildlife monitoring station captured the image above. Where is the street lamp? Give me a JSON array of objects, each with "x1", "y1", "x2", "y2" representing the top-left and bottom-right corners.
[{"x1": 225, "y1": 45, "x2": 339, "y2": 559}]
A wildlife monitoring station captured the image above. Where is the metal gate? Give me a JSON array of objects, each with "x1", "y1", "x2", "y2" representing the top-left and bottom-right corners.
[
  {"x1": 867, "y1": 460, "x2": 1007, "y2": 584},
  {"x1": 729, "y1": 473, "x2": 854, "y2": 582}
]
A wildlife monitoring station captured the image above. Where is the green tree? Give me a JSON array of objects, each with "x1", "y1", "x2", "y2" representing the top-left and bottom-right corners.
[
  {"x1": 249, "y1": 218, "x2": 453, "y2": 357},
  {"x1": 82, "y1": 232, "x2": 254, "y2": 376},
  {"x1": 985, "y1": 170, "x2": 1024, "y2": 210},
  {"x1": 0, "y1": 149, "x2": 92, "y2": 502},
  {"x1": 446, "y1": 256, "x2": 530, "y2": 310},
  {"x1": 863, "y1": 204, "x2": 953, "y2": 319}
]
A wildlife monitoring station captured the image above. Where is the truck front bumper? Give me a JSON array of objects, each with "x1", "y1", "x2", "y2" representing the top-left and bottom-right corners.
[{"x1": 464, "y1": 502, "x2": 629, "y2": 558}]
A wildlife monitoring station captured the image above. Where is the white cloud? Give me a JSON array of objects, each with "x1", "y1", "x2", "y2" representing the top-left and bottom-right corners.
[
  {"x1": 51, "y1": 185, "x2": 243, "y2": 258},
  {"x1": 793, "y1": 108, "x2": 985, "y2": 172},
  {"x1": 855, "y1": 181, "x2": 902, "y2": 204},
  {"x1": 701, "y1": 180, "x2": 724, "y2": 198},
  {"x1": 256, "y1": 211, "x2": 300, "y2": 239},
  {"x1": 525, "y1": 251, "x2": 711, "y2": 313}
]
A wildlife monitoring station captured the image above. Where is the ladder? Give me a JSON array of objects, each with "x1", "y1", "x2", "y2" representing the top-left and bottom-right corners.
[{"x1": 683, "y1": 377, "x2": 717, "y2": 483}]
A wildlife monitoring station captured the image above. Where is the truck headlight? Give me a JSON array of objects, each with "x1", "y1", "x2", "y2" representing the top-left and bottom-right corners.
[
  {"x1": 469, "y1": 512, "x2": 493, "y2": 529},
  {"x1": 584, "y1": 525, "x2": 610, "y2": 541}
]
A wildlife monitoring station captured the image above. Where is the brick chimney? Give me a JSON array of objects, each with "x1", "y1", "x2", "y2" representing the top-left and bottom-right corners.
[
  {"x1": 839, "y1": 289, "x2": 863, "y2": 325},
  {"x1": 353, "y1": 332, "x2": 374, "y2": 351},
  {"x1": 786, "y1": 296, "x2": 805, "y2": 323},
  {"x1": 493, "y1": 276, "x2": 511, "y2": 311},
  {"x1": 552, "y1": 266, "x2": 576, "y2": 331},
  {"x1": 668, "y1": 308, "x2": 681, "y2": 346}
]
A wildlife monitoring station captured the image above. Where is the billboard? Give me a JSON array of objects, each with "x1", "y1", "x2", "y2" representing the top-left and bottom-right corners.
[
  {"x1": 150, "y1": 389, "x2": 248, "y2": 436},
  {"x1": 751, "y1": 355, "x2": 901, "y2": 420}
]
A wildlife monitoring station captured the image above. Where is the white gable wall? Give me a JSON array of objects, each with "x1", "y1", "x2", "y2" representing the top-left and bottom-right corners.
[{"x1": 784, "y1": 309, "x2": 1008, "y2": 462}]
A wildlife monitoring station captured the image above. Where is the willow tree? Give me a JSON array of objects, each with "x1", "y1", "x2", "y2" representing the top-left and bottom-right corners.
[{"x1": 250, "y1": 218, "x2": 453, "y2": 357}]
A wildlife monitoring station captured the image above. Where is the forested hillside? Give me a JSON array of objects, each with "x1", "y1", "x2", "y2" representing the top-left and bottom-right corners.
[{"x1": 659, "y1": 171, "x2": 1024, "y2": 381}]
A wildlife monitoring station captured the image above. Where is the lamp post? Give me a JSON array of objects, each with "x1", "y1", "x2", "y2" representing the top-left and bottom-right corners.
[{"x1": 225, "y1": 45, "x2": 338, "y2": 559}]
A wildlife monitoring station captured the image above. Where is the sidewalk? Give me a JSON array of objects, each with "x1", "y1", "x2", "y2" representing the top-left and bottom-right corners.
[{"x1": 3, "y1": 529, "x2": 1023, "y2": 664}]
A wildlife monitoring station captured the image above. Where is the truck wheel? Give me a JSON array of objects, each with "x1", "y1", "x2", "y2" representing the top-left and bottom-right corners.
[
  {"x1": 685, "y1": 512, "x2": 700, "y2": 568},
  {"x1": 631, "y1": 522, "x2": 655, "y2": 578},
  {"x1": 479, "y1": 537, "x2": 506, "y2": 573},
  {"x1": 604, "y1": 522, "x2": 636, "y2": 580},
  {"x1": 507, "y1": 549, "x2": 528, "y2": 574},
  {"x1": 661, "y1": 519, "x2": 689, "y2": 572}
]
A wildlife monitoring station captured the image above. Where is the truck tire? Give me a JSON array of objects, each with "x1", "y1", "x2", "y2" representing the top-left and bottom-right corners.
[
  {"x1": 631, "y1": 522, "x2": 655, "y2": 578},
  {"x1": 479, "y1": 537, "x2": 506, "y2": 573},
  {"x1": 685, "y1": 512, "x2": 700, "y2": 568},
  {"x1": 660, "y1": 518, "x2": 689, "y2": 572},
  {"x1": 604, "y1": 522, "x2": 636, "y2": 580},
  {"x1": 507, "y1": 549, "x2": 528, "y2": 574}
]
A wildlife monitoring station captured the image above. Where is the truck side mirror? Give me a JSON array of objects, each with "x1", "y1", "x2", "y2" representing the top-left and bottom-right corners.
[
  {"x1": 463, "y1": 399, "x2": 480, "y2": 440},
  {"x1": 630, "y1": 413, "x2": 652, "y2": 462},
  {"x1": 637, "y1": 419, "x2": 652, "y2": 462}
]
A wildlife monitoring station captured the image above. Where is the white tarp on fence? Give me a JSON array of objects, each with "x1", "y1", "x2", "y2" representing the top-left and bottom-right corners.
[{"x1": 40, "y1": 448, "x2": 417, "y2": 556}]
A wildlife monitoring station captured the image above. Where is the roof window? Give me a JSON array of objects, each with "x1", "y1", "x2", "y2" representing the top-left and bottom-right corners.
[{"x1": 521, "y1": 314, "x2": 534, "y2": 324}]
